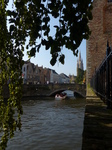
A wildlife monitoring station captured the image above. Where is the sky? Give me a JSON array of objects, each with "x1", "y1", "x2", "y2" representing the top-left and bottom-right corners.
[
  {"x1": 23, "y1": 12, "x2": 87, "y2": 76},
  {"x1": 23, "y1": 40, "x2": 86, "y2": 76},
  {"x1": 7, "y1": 1, "x2": 87, "y2": 76}
]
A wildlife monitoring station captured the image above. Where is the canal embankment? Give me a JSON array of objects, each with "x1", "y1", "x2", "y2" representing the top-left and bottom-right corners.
[{"x1": 82, "y1": 96, "x2": 112, "y2": 150}]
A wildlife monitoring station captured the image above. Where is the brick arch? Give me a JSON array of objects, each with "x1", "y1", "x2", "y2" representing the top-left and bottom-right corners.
[{"x1": 49, "y1": 89, "x2": 86, "y2": 98}]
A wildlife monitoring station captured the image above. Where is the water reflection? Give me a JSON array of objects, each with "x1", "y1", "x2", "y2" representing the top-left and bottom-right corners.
[{"x1": 7, "y1": 98, "x2": 85, "y2": 150}]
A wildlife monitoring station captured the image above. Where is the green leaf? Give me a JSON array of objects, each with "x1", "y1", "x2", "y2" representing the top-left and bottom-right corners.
[
  {"x1": 36, "y1": 44, "x2": 41, "y2": 52},
  {"x1": 29, "y1": 48, "x2": 36, "y2": 57},
  {"x1": 59, "y1": 54, "x2": 65, "y2": 64},
  {"x1": 9, "y1": 25, "x2": 15, "y2": 32}
]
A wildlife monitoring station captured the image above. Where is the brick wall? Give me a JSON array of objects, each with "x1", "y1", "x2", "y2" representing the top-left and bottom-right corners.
[{"x1": 86, "y1": 0, "x2": 112, "y2": 96}]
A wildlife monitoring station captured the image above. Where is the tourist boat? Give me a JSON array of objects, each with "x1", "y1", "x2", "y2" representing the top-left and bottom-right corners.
[{"x1": 55, "y1": 93, "x2": 67, "y2": 100}]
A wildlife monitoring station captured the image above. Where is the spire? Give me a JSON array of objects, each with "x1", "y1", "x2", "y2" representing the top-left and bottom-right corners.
[
  {"x1": 79, "y1": 51, "x2": 81, "y2": 61},
  {"x1": 76, "y1": 51, "x2": 84, "y2": 76}
]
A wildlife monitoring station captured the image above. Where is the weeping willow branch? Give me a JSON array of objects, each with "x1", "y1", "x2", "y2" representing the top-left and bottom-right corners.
[{"x1": 0, "y1": 1, "x2": 23, "y2": 149}]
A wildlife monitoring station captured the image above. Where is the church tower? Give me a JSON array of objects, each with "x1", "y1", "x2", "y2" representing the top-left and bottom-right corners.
[
  {"x1": 86, "y1": 0, "x2": 112, "y2": 95},
  {"x1": 77, "y1": 51, "x2": 84, "y2": 76}
]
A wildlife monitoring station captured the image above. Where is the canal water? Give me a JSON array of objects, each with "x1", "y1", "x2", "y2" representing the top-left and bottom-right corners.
[{"x1": 6, "y1": 98, "x2": 85, "y2": 150}]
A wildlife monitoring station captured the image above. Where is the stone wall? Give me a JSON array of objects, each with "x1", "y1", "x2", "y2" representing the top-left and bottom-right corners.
[{"x1": 86, "y1": 0, "x2": 112, "y2": 96}]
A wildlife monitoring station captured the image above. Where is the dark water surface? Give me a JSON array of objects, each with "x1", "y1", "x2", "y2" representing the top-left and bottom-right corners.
[{"x1": 7, "y1": 98, "x2": 85, "y2": 150}]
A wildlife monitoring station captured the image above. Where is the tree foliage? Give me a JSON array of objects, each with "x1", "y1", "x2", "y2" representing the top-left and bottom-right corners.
[
  {"x1": 83, "y1": 70, "x2": 86, "y2": 84},
  {"x1": 0, "y1": 0, "x2": 93, "y2": 149},
  {"x1": 7, "y1": 0, "x2": 93, "y2": 65},
  {"x1": 75, "y1": 68, "x2": 84, "y2": 83}
]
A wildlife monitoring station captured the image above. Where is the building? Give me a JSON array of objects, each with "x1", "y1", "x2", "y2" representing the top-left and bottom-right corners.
[
  {"x1": 59, "y1": 73, "x2": 70, "y2": 83},
  {"x1": 77, "y1": 51, "x2": 84, "y2": 76},
  {"x1": 50, "y1": 69, "x2": 60, "y2": 83},
  {"x1": 38, "y1": 66, "x2": 46, "y2": 84},
  {"x1": 22, "y1": 60, "x2": 70, "y2": 84},
  {"x1": 86, "y1": 0, "x2": 112, "y2": 96},
  {"x1": 43, "y1": 68, "x2": 51, "y2": 84},
  {"x1": 50, "y1": 70, "x2": 70, "y2": 84},
  {"x1": 22, "y1": 60, "x2": 40, "y2": 84},
  {"x1": 69, "y1": 74, "x2": 76, "y2": 83}
]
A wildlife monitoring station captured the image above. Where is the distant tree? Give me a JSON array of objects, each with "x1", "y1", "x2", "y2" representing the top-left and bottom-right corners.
[
  {"x1": 69, "y1": 75, "x2": 76, "y2": 83},
  {"x1": 75, "y1": 68, "x2": 84, "y2": 83},
  {"x1": 0, "y1": 0, "x2": 93, "y2": 149},
  {"x1": 83, "y1": 70, "x2": 86, "y2": 84}
]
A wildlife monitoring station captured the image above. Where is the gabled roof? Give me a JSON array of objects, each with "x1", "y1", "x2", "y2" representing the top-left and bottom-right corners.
[{"x1": 60, "y1": 73, "x2": 69, "y2": 78}]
